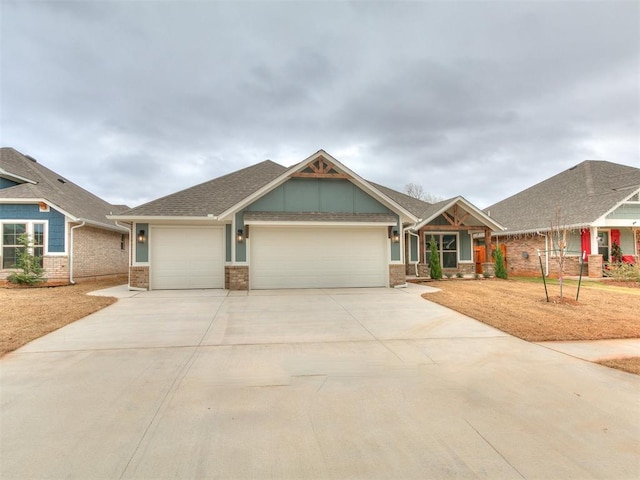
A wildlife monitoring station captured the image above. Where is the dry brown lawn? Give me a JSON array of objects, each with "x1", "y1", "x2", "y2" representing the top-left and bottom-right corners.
[
  {"x1": 596, "y1": 357, "x2": 640, "y2": 375},
  {"x1": 3, "y1": 275, "x2": 639, "y2": 377},
  {"x1": 421, "y1": 278, "x2": 640, "y2": 342},
  {"x1": 0, "y1": 277, "x2": 126, "y2": 356}
]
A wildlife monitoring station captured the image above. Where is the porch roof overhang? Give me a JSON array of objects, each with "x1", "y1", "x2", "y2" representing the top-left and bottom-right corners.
[{"x1": 411, "y1": 196, "x2": 505, "y2": 232}]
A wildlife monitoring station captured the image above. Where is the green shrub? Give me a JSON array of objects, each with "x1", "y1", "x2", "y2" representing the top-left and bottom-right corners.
[
  {"x1": 6, "y1": 234, "x2": 46, "y2": 286},
  {"x1": 428, "y1": 235, "x2": 442, "y2": 280},
  {"x1": 605, "y1": 263, "x2": 640, "y2": 282},
  {"x1": 494, "y1": 246, "x2": 508, "y2": 279},
  {"x1": 455, "y1": 272, "x2": 464, "y2": 278}
]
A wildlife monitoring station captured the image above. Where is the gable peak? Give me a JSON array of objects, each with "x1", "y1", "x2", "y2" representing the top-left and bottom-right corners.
[{"x1": 291, "y1": 153, "x2": 351, "y2": 180}]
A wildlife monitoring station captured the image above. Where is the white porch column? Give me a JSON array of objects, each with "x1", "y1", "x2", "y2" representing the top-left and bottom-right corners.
[{"x1": 590, "y1": 226, "x2": 598, "y2": 255}]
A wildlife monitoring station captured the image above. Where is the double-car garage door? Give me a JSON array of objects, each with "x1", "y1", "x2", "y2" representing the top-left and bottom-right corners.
[
  {"x1": 150, "y1": 225, "x2": 388, "y2": 290},
  {"x1": 250, "y1": 226, "x2": 388, "y2": 289}
]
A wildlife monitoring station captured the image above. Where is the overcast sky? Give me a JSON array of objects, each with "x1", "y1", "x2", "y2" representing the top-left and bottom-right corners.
[{"x1": 2, "y1": 0, "x2": 638, "y2": 209}]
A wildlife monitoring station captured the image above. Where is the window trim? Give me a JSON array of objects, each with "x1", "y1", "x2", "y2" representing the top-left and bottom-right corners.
[
  {"x1": 1, "y1": 221, "x2": 48, "y2": 270},
  {"x1": 424, "y1": 232, "x2": 459, "y2": 269}
]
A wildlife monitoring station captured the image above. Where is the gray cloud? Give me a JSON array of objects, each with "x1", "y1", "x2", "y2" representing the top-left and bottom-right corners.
[{"x1": 2, "y1": 0, "x2": 638, "y2": 209}]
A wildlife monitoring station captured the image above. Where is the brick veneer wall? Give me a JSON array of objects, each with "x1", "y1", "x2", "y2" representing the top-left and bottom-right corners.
[
  {"x1": 73, "y1": 226, "x2": 129, "y2": 279},
  {"x1": 389, "y1": 264, "x2": 405, "y2": 287},
  {"x1": 0, "y1": 255, "x2": 70, "y2": 281},
  {"x1": 226, "y1": 266, "x2": 249, "y2": 290},
  {"x1": 498, "y1": 234, "x2": 584, "y2": 277},
  {"x1": 43, "y1": 255, "x2": 70, "y2": 280},
  {"x1": 130, "y1": 266, "x2": 149, "y2": 289}
]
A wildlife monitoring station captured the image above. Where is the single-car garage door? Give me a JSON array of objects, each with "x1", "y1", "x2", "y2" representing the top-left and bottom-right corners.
[
  {"x1": 250, "y1": 226, "x2": 388, "y2": 289},
  {"x1": 150, "y1": 226, "x2": 224, "y2": 289}
]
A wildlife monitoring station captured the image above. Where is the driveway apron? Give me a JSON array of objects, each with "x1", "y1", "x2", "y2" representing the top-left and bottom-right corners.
[{"x1": 1, "y1": 286, "x2": 638, "y2": 479}]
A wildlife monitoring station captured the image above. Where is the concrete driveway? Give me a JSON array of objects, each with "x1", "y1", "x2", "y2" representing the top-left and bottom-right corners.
[{"x1": 1, "y1": 285, "x2": 638, "y2": 479}]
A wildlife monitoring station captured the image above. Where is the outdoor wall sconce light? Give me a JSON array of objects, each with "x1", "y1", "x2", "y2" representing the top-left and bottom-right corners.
[
  {"x1": 137, "y1": 229, "x2": 146, "y2": 244},
  {"x1": 237, "y1": 229, "x2": 244, "y2": 243},
  {"x1": 392, "y1": 230, "x2": 400, "y2": 243}
]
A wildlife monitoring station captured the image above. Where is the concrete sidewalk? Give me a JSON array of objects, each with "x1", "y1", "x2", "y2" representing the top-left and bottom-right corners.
[
  {"x1": 2, "y1": 287, "x2": 638, "y2": 479},
  {"x1": 537, "y1": 338, "x2": 640, "y2": 361}
]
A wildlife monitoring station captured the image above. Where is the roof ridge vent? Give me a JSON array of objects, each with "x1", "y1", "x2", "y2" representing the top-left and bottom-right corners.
[
  {"x1": 57, "y1": 178, "x2": 66, "y2": 184},
  {"x1": 584, "y1": 161, "x2": 595, "y2": 195},
  {"x1": 25, "y1": 155, "x2": 38, "y2": 163}
]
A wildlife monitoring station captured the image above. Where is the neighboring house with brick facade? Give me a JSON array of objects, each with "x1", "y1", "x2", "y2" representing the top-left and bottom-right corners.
[
  {"x1": 0, "y1": 147, "x2": 130, "y2": 283},
  {"x1": 111, "y1": 150, "x2": 503, "y2": 291},
  {"x1": 486, "y1": 160, "x2": 640, "y2": 278}
]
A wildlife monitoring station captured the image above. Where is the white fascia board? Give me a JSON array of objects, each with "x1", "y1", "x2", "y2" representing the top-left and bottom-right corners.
[
  {"x1": 217, "y1": 149, "x2": 419, "y2": 223},
  {"x1": 413, "y1": 196, "x2": 505, "y2": 232},
  {"x1": 245, "y1": 220, "x2": 398, "y2": 227},
  {"x1": 77, "y1": 219, "x2": 130, "y2": 233},
  {"x1": 107, "y1": 215, "x2": 219, "y2": 222},
  {"x1": 594, "y1": 187, "x2": 640, "y2": 224},
  {"x1": 599, "y1": 219, "x2": 639, "y2": 227},
  {"x1": 0, "y1": 199, "x2": 129, "y2": 233},
  {"x1": 493, "y1": 223, "x2": 592, "y2": 237},
  {"x1": 0, "y1": 168, "x2": 37, "y2": 185},
  {"x1": 0, "y1": 197, "x2": 78, "y2": 221}
]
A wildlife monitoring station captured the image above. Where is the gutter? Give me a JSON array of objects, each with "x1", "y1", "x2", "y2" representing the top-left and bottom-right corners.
[{"x1": 69, "y1": 221, "x2": 86, "y2": 284}]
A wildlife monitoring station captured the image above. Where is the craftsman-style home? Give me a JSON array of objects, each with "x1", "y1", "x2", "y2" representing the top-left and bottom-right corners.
[
  {"x1": 111, "y1": 150, "x2": 504, "y2": 290},
  {"x1": 487, "y1": 160, "x2": 640, "y2": 277}
]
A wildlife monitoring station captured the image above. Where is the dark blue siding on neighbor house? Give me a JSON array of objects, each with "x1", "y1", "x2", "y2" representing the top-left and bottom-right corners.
[
  {"x1": 0, "y1": 178, "x2": 19, "y2": 189},
  {"x1": 0, "y1": 204, "x2": 66, "y2": 252}
]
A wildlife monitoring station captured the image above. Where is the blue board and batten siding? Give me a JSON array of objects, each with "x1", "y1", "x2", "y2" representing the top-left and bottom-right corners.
[
  {"x1": 0, "y1": 178, "x2": 19, "y2": 189},
  {"x1": 0, "y1": 204, "x2": 65, "y2": 252},
  {"x1": 135, "y1": 223, "x2": 149, "y2": 262},
  {"x1": 235, "y1": 178, "x2": 401, "y2": 262}
]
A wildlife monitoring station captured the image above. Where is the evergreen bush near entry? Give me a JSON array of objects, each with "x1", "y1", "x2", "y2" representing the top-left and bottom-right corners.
[
  {"x1": 494, "y1": 246, "x2": 508, "y2": 279},
  {"x1": 610, "y1": 241, "x2": 623, "y2": 264},
  {"x1": 6, "y1": 234, "x2": 46, "y2": 286},
  {"x1": 428, "y1": 235, "x2": 442, "y2": 280}
]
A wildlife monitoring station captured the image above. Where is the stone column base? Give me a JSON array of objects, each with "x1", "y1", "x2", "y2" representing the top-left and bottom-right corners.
[
  {"x1": 225, "y1": 266, "x2": 249, "y2": 290},
  {"x1": 389, "y1": 264, "x2": 405, "y2": 287},
  {"x1": 482, "y1": 262, "x2": 495, "y2": 277},
  {"x1": 588, "y1": 254, "x2": 603, "y2": 278},
  {"x1": 130, "y1": 266, "x2": 149, "y2": 289}
]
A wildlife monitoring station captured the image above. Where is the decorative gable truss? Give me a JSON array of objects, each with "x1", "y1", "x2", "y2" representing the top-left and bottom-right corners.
[
  {"x1": 290, "y1": 156, "x2": 351, "y2": 179},
  {"x1": 438, "y1": 205, "x2": 471, "y2": 230}
]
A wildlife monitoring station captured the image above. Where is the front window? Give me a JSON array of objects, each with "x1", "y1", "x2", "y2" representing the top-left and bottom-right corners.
[
  {"x1": 2, "y1": 223, "x2": 45, "y2": 269},
  {"x1": 425, "y1": 233, "x2": 458, "y2": 268},
  {"x1": 2, "y1": 223, "x2": 26, "y2": 269}
]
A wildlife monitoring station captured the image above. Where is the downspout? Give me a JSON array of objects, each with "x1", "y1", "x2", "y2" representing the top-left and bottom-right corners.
[
  {"x1": 69, "y1": 221, "x2": 86, "y2": 284},
  {"x1": 115, "y1": 221, "x2": 132, "y2": 287}
]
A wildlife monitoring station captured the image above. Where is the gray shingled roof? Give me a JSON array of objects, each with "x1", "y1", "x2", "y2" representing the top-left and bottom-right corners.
[
  {"x1": 369, "y1": 182, "x2": 432, "y2": 218},
  {"x1": 121, "y1": 160, "x2": 288, "y2": 217},
  {"x1": 243, "y1": 211, "x2": 398, "y2": 223},
  {"x1": 486, "y1": 160, "x2": 640, "y2": 234},
  {"x1": 0, "y1": 147, "x2": 128, "y2": 230}
]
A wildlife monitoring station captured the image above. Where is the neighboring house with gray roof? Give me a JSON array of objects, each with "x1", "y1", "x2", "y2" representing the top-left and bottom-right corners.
[
  {"x1": 0, "y1": 147, "x2": 129, "y2": 283},
  {"x1": 486, "y1": 160, "x2": 640, "y2": 277},
  {"x1": 111, "y1": 149, "x2": 503, "y2": 291}
]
